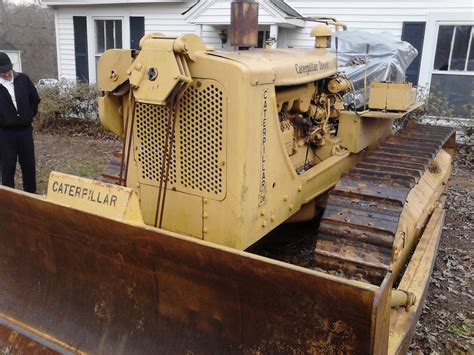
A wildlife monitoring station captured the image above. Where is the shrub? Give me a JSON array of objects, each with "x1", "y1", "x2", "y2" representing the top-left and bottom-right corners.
[
  {"x1": 35, "y1": 79, "x2": 117, "y2": 138},
  {"x1": 412, "y1": 86, "x2": 473, "y2": 144},
  {"x1": 36, "y1": 79, "x2": 99, "y2": 127},
  {"x1": 415, "y1": 86, "x2": 456, "y2": 119}
]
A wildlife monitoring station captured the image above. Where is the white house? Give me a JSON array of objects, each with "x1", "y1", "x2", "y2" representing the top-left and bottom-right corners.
[
  {"x1": 5, "y1": 51, "x2": 22, "y2": 71},
  {"x1": 43, "y1": 0, "x2": 473, "y2": 114},
  {"x1": 3, "y1": 0, "x2": 41, "y2": 5},
  {"x1": 0, "y1": 40, "x2": 22, "y2": 72}
]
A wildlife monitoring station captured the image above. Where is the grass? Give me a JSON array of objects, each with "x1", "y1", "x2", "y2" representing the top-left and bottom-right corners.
[
  {"x1": 447, "y1": 321, "x2": 472, "y2": 337},
  {"x1": 61, "y1": 161, "x2": 104, "y2": 178},
  {"x1": 36, "y1": 160, "x2": 104, "y2": 193}
]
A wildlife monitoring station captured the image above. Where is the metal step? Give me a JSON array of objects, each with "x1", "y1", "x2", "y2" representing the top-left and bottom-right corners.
[{"x1": 101, "y1": 150, "x2": 125, "y2": 185}]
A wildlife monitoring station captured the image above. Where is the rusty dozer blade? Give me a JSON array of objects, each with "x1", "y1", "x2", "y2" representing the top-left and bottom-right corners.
[{"x1": 0, "y1": 186, "x2": 396, "y2": 354}]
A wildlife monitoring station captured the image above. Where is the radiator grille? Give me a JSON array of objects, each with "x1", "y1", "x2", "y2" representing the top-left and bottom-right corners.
[{"x1": 134, "y1": 80, "x2": 226, "y2": 200}]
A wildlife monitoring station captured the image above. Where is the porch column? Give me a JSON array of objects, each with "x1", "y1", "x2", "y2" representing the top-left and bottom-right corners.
[
  {"x1": 195, "y1": 24, "x2": 203, "y2": 37},
  {"x1": 270, "y1": 24, "x2": 278, "y2": 48}
]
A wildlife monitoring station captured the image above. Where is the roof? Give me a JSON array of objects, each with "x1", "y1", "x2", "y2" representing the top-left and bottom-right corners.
[
  {"x1": 185, "y1": 0, "x2": 304, "y2": 28},
  {"x1": 42, "y1": 0, "x2": 189, "y2": 6},
  {"x1": 270, "y1": 0, "x2": 301, "y2": 18},
  {"x1": 184, "y1": 0, "x2": 302, "y2": 17},
  {"x1": 182, "y1": 0, "x2": 199, "y2": 15}
]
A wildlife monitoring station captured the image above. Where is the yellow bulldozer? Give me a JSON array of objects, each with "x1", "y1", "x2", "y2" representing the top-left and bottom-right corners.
[{"x1": 0, "y1": 9, "x2": 455, "y2": 355}]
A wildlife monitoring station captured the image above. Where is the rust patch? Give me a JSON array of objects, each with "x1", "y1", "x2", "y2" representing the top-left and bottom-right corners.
[
  {"x1": 230, "y1": 1, "x2": 258, "y2": 47},
  {"x1": 0, "y1": 324, "x2": 60, "y2": 355}
]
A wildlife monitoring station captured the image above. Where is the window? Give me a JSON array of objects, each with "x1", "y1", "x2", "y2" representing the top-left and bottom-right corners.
[
  {"x1": 94, "y1": 19, "x2": 123, "y2": 81},
  {"x1": 95, "y1": 19, "x2": 123, "y2": 54},
  {"x1": 434, "y1": 25, "x2": 473, "y2": 72}
]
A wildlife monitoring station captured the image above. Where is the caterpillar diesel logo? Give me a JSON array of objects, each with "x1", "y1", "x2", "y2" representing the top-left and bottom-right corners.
[{"x1": 295, "y1": 61, "x2": 329, "y2": 75}]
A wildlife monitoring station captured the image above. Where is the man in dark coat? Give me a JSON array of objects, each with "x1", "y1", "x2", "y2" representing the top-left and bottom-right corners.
[{"x1": 0, "y1": 52, "x2": 41, "y2": 193}]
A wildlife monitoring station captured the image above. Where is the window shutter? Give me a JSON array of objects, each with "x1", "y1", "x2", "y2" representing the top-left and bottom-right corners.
[
  {"x1": 401, "y1": 22, "x2": 426, "y2": 85},
  {"x1": 130, "y1": 17, "x2": 145, "y2": 50},
  {"x1": 73, "y1": 16, "x2": 89, "y2": 83}
]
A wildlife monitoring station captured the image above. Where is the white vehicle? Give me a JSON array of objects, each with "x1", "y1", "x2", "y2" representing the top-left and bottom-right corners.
[{"x1": 36, "y1": 78, "x2": 59, "y2": 88}]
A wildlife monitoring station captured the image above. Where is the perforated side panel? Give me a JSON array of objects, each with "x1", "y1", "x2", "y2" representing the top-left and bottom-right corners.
[
  {"x1": 134, "y1": 79, "x2": 227, "y2": 200},
  {"x1": 179, "y1": 83, "x2": 225, "y2": 196},
  {"x1": 135, "y1": 103, "x2": 177, "y2": 185}
]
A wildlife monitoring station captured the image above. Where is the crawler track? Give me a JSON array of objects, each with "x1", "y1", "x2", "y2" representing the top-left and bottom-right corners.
[{"x1": 314, "y1": 123, "x2": 455, "y2": 284}]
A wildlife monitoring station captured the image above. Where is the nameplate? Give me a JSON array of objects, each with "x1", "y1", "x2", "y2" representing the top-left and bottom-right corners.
[{"x1": 47, "y1": 171, "x2": 143, "y2": 223}]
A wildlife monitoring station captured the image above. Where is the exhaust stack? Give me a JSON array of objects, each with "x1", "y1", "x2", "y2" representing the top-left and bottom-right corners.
[{"x1": 230, "y1": 0, "x2": 258, "y2": 48}]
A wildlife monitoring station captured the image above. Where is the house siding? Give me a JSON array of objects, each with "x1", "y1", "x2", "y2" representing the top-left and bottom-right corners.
[
  {"x1": 56, "y1": 14, "x2": 75, "y2": 80},
  {"x1": 283, "y1": 1, "x2": 473, "y2": 94},
  {"x1": 0, "y1": 51, "x2": 22, "y2": 72},
  {"x1": 283, "y1": 1, "x2": 473, "y2": 47},
  {"x1": 55, "y1": 3, "x2": 195, "y2": 82},
  {"x1": 52, "y1": 0, "x2": 473, "y2": 85},
  {"x1": 201, "y1": 25, "x2": 221, "y2": 48},
  {"x1": 189, "y1": 0, "x2": 283, "y2": 25}
]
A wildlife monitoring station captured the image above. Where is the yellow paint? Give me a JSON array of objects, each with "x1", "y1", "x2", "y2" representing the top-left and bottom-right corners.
[
  {"x1": 369, "y1": 82, "x2": 416, "y2": 111},
  {"x1": 99, "y1": 95, "x2": 124, "y2": 137},
  {"x1": 388, "y1": 206, "x2": 446, "y2": 355},
  {"x1": 47, "y1": 172, "x2": 144, "y2": 224},
  {"x1": 96, "y1": 33, "x2": 435, "y2": 254},
  {"x1": 337, "y1": 111, "x2": 393, "y2": 153},
  {"x1": 386, "y1": 83, "x2": 417, "y2": 111},
  {"x1": 390, "y1": 149, "x2": 452, "y2": 278},
  {"x1": 125, "y1": 34, "x2": 203, "y2": 105},
  {"x1": 140, "y1": 184, "x2": 203, "y2": 238},
  {"x1": 310, "y1": 24, "x2": 333, "y2": 48},
  {"x1": 368, "y1": 82, "x2": 389, "y2": 110},
  {"x1": 96, "y1": 49, "x2": 133, "y2": 93},
  {"x1": 0, "y1": 28, "x2": 455, "y2": 354}
]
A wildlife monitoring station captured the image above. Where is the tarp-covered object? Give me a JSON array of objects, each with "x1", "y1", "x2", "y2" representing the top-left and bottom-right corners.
[{"x1": 329, "y1": 31, "x2": 418, "y2": 108}]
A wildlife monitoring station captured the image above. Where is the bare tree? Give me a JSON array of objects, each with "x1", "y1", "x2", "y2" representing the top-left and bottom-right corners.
[{"x1": 0, "y1": 0, "x2": 57, "y2": 82}]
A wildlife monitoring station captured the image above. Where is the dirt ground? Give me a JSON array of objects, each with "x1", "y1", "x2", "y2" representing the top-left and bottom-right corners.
[
  {"x1": 7, "y1": 131, "x2": 474, "y2": 353},
  {"x1": 12, "y1": 132, "x2": 122, "y2": 194}
]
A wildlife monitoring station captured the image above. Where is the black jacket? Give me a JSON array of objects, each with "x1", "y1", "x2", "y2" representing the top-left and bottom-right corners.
[{"x1": 0, "y1": 72, "x2": 41, "y2": 129}]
